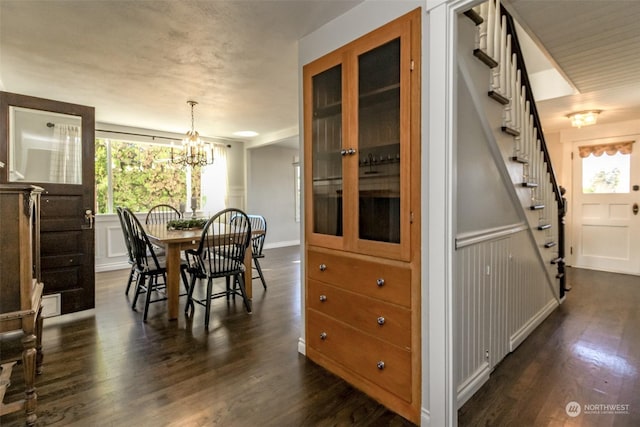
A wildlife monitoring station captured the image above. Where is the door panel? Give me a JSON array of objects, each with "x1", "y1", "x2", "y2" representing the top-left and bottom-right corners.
[
  {"x1": 572, "y1": 139, "x2": 640, "y2": 274},
  {"x1": 1, "y1": 91, "x2": 95, "y2": 314}
]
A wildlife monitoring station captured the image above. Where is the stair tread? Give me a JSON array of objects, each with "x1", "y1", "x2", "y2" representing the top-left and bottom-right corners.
[
  {"x1": 502, "y1": 126, "x2": 520, "y2": 137},
  {"x1": 488, "y1": 90, "x2": 509, "y2": 105},
  {"x1": 463, "y1": 9, "x2": 483, "y2": 25},
  {"x1": 473, "y1": 48, "x2": 499, "y2": 68},
  {"x1": 511, "y1": 156, "x2": 528, "y2": 164}
]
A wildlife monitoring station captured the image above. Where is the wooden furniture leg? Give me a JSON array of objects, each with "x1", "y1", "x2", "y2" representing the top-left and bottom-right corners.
[
  {"x1": 165, "y1": 243, "x2": 181, "y2": 320},
  {"x1": 36, "y1": 308, "x2": 43, "y2": 375},
  {"x1": 22, "y1": 332, "x2": 37, "y2": 426}
]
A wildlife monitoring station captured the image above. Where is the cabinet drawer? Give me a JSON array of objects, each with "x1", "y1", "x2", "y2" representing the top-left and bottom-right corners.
[
  {"x1": 307, "y1": 249, "x2": 411, "y2": 307},
  {"x1": 307, "y1": 279, "x2": 411, "y2": 349},
  {"x1": 307, "y1": 309, "x2": 412, "y2": 402}
]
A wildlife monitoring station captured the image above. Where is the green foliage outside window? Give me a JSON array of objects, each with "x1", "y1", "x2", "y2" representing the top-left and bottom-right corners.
[
  {"x1": 583, "y1": 168, "x2": 621, "y2": 194},
  {"x1": 95, "y1": 138, "x2": 201, "y2": 214}
]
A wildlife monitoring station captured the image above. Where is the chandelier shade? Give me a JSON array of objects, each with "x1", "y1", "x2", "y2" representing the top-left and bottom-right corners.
[{"x1": 171, "y1": 101, "x2": 214, "y2": 167}]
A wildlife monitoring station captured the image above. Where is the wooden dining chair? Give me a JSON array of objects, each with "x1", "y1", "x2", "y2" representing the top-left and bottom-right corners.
[
  {"x1": 184, "y1": 208, "x2": 252, "y2": 328},
  {"x1": 115, "y1": 206, "x2": 138, "y2": 295},
  {"x1": 121, "y1": 207, "x2": 189, "y2": 321},
  {"x1": 247, "y1": 214, "x2": 267, "y2": 289},
  {"x1": 145, "y1": 203, "x2": 181, "y2": 225}
]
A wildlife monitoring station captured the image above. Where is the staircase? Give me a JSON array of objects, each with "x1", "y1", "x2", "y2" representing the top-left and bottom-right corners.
[{"x1": 464, "y1": 0, "x2": 567, "y2": 299}]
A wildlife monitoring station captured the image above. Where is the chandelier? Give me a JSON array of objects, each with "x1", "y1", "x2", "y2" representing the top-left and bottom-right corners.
[{"x1": 171, "y1": 100, "x2": 214, "y2": 167}]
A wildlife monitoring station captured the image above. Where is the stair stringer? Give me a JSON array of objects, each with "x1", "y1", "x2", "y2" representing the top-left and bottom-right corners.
[{"x1": 457, "y1": 16, "x2": 560, "y2": 301}]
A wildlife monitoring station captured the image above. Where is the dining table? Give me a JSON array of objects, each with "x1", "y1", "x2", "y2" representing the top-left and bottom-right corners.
[{"x1": 144, "y1": 223, "x2": 258, "y2": 320}]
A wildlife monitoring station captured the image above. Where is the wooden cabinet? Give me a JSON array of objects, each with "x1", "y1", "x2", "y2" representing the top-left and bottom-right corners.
[
  {"x1": 303, "y1": 9, "x2": 421, "y2": 424},
  {"x1": 0, "y1": 184, "x2": 44, "y2": 426}
]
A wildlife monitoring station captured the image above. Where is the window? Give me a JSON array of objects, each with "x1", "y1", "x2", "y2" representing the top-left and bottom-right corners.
[
  {"x1": 582, "y1": 151, "x2": 630, "y2": 194},
  {"x1": 96, "y1": 138, "x2": 227, "y2": 214}
]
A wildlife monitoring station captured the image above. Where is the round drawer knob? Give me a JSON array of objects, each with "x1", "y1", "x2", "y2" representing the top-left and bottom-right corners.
[
  {"x1": 320, "y1": 332, "x2": 327, "y2": 340},
  {"x1": 377, "y1": 361, "x2": 385, "y2": 370},
  {"x1": 376, "y1": 278, "x2": 385, "y2": 287},
  {"x1": 319, "y1": 295, "x2": 327, "y2": 302},
  {"x1": 319, "y1": 264, "x2": 327, "y2": 272},
  {"x1": 377, "y1": 316, "x2": 385, "y2": 325}
]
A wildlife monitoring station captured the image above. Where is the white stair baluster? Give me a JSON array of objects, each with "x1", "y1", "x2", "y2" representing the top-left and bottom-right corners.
[
  {"x1": 493, "y1": 0, "x2": 502, "y2": 61},
  {"x1": 479, "y1": 3, "x2": 488, "y2": 51},
  {"x1": 486, "y1": 0, "x2": 495, "y2": 59}
]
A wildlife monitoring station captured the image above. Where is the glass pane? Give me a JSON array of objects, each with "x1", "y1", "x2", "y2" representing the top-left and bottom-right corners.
[
  {"x1": 108, "y1": 140, "x2": 187, "y2": 213},
  {"x1": 582, "y1": 152, "x2": 630, "y2": 194},
  {"x1": 312, "y1": 64, "x2": 343, "y2": 236},
  {"x1": 358, "y1": 38, "x2": 401, "y2": 243},
  {"x1": 9, "y1": 106, "x2": 82, "y2": 184}
]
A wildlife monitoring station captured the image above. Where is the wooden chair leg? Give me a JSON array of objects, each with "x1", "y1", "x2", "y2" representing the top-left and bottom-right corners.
[
  {"x1": 254, "y1": 258, "x2": 267, "y2": 289},
  {"x1": 185, "y1": 274, "x2": 197, "y2": 315},
  {"x1": 143, "y1": 276, "x2": 155, "y2": 322},
  {"x1": 131, "y1": 274, "x2": 144, "y2": 309},
  {"x1": 234, "y1": 274, "x2": 252, "y2": 313},
  {"x1": 125, "y1": 265, "x2": 136, "y2": 295},
  {"x1": 205, "y1": 278, "x2": 214, "y2": 329}
]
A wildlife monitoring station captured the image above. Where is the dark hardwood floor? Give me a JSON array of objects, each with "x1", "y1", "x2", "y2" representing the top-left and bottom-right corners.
[
  {"x1": 1, "y1": 246, "x2": 414, "y2": 427},
  {"x1": 2, "y1": 249, "x2": 639, "y2": 426},
  {"x1": 459, "y1": 267, "x2": 640, "y2": 426}
]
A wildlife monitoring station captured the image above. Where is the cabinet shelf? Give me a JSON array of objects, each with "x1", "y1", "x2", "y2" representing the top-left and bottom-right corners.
[
  {"x1": 359, "y1": 83, "x2": 400, "y2": 105},
  {"x1": 313, "y1": 101, "x2": 342, "y2": 119}
]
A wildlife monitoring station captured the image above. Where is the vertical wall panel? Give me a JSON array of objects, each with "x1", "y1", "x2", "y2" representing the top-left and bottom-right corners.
[{"x1": 455, "y1": 229, "x2": 558, "y2": 399}]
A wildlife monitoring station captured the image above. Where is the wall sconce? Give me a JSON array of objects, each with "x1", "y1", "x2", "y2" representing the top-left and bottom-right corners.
[{"x1": 567, "y1": 110, "x2": 602, "y2": 128}]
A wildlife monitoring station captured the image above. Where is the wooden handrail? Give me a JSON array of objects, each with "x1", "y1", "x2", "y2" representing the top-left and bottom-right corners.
[{"x1": 500, "y1": 4, "x2": 566, "y2": 297}]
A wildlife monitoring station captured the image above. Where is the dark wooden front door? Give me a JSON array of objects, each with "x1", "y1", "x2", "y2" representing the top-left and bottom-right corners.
[{"x1": 1, "y1": 92, "x2": 95, "y2": 314}]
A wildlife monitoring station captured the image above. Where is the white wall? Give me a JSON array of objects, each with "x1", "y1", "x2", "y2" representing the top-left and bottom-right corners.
[
  {"x1": 457, "y1": 68, "x2": 521, "y2": 234},
  {"x1": 247, "y1": 144, "x2": 300, "y2": 248}
]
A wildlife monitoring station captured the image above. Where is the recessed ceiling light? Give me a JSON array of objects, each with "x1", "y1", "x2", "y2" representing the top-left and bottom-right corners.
[{"x1": 233, "y1": 130, "x2": 259, "y2": 137}]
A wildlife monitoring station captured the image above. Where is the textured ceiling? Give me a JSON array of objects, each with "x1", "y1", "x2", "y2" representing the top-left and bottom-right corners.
[
  {"x1": 506, "y1": 0, "x2": 640, "y2": 132},
  {"x1": 1, "y1": 0, "x2": 640, "y2": 142},
  {"x1": 0, "y1": 0, "x2": 361, "y2": 142}
]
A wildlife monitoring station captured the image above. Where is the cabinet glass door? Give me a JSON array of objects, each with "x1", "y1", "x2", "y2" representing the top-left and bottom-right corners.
[
  {"x1": 357, "y1": 38, "x2": 401, "y2": 243},
  {"x1": 311, "y1": 64, "x2": 343, "y2": 237}
]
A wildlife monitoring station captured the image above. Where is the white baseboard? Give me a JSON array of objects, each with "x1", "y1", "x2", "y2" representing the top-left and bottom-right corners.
[
  {"x1": 510, "y1": 298, "x2": 558, "y2": 352},
  {"x1": 457, "y1": 361, "x2": 491, "y2": 408},
  {"x1": 265, "y1": 240, "x2": 300, "y2": 250},
  {"x1": 297, "y1": 337, "x2": 306, "y2": 355},
  {"x1": 421, "y1": 408, "x2": 431, "y2": 426},
  {"x1": 95, "y1": 261, "x2": 130, "y2": 272}
]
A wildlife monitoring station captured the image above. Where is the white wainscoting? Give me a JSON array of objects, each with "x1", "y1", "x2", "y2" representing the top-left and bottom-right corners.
[
  {"x1": 455, "y1": 225, "x2": 559, "y2": 408},
  {"x1": 95, "y1": 214, "x2": 134, "y2": 272}
]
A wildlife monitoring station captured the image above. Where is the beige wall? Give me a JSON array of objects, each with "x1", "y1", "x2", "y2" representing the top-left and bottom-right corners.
[{"x1": 545, "y1": 131, "x2": 563, "y2": 185}]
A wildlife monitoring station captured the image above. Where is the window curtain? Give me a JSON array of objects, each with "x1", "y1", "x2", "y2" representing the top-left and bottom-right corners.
[
  {"x1": 578, "y1": 141, "x2": 634, "y2": 158},
  {"x1": 201, "y1": 144, "x2": 228, "y2": 215},
  {"x1": 49, "y1": 124, "x2": 82, "y2": 183}
]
